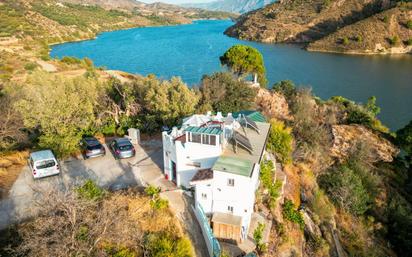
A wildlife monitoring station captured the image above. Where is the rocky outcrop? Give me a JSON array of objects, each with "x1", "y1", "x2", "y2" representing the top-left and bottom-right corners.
[
  {"x1": 255, "y1": 88, "x2": 292, "y2": 121},
  {"x1": 330, "y1": 125, "x2": 399, "y2": 162}
]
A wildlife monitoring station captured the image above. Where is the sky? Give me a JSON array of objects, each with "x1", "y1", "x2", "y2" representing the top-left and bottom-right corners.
[{"x1": 141, "y1": 0, "x2": 215, "y2": 4}]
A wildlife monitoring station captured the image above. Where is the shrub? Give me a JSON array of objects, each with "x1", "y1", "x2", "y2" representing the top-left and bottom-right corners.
[
  {"x1": 406, "y1": 20, "x2": 412, "y2": 30},
  {"x1": 145, "y1": 185, "x2": 168, "y2": 211},
  {"x1": 144, "y1": 232, "x2": 193, "y2": 257},
  {"x1": 319, "y1": 165, "x2": 370, "y2": 215},
  {"x1": 355, "y1": 35, "x2": 362, "y2": 43},
  {"x1": 76, "y1": 179, "x2": 105, "y2": 201},
  {"x1": 282, "y1": 199, "x2": 304, "y2": 230},
  {"x1": 61, "y1": 56, "x2": 81, "y2": 65},
  {"x1": 103, "y1": 244, "x2": 138, "y2": 257},
  {"x1": 24, "y1": 62, "x2": 38, "y2": 71},
  {"x1": 382, "y1": 15, "x2": 389, "y2": 23},
  {"x1": 342, "y1": 37, "x2": 349, "y2": 45},
  {"x1": 406, "y1": 38, "x2": 412, "y2": 46},
  {"x1": 253, "y1": 222, "x2": 267, "y2": 253},
  {"x1": 76, "y1": 225, "x2": 89, "y2": 241},
  {"x1": 272, "y1": 80, "x2": 297, "y2": 100},
  {"x1": 260, "y1": 160, "x2": 282, "y2": 208},
  {"x1": 388, "y1": 35, "x2": 400, "y2": 46},
  {"x1": 266, "y1": 119, "x2": 293, "y2": 164},
  {"x1": 396, "y1": 120, "x2": 412, "y2": 157}
]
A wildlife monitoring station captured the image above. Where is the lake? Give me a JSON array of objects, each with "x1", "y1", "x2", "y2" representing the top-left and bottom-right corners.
[{"x1": 50, "y1": 20, "x2": 412, "y2": 130}]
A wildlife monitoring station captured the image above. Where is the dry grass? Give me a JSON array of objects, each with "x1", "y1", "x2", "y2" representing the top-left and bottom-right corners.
[
  {"x1": 11, "y1": 187, "x2": 189, "y2": 257},
  {"x1": 0, "y1": 151, "x2": 28, "y2": 198}
]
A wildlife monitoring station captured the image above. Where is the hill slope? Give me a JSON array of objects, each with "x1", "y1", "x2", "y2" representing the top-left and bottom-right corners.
[
  {"x1": 182, "y1": 0, "x2": 276, "y2": 14},
  {"x1": 225, "y1": 0, "x2": 411, "y2": 54},
  {"x1": 307, "y1": 4, "x2": 412, "y2": 54}
]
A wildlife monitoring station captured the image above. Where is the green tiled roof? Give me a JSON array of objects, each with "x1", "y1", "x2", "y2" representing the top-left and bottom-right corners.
[
  {"x1": 185, "y1": 126, "x2": 222, "y2": 135},
  {"x1": 233, "y1": 110, "x2": 266, "y2": 123},
  {"x1": 212, "y1": 156, "x2": 254, "y2": 177}
]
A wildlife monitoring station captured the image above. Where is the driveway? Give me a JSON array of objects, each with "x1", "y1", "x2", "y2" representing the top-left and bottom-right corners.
[
  {"x1": 0, "y1": 139, "x2": 208, "y2": 257},
  {"x1": 0, "y1": 141, "x2": 149, "y2": 229}
]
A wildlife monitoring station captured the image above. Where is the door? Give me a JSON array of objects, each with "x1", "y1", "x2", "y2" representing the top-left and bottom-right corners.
[{"x1": 171, "y1": 161, "x2": 177, "y2": 184}]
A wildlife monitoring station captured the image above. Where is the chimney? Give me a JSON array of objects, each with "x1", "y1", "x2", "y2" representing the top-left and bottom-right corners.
[
  {"x1": 171, "y1": 127, "x2": 178, "y2": 137},
  {"x1": 216, "y1": 112, "x2": 223, "y2": 121}
]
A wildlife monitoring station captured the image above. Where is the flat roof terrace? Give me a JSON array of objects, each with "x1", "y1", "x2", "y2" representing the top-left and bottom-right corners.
[{"x1": 212, "y1": 121, "x2": 271, "y2": 177}]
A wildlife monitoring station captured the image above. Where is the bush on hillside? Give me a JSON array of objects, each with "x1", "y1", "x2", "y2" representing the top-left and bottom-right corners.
[
  {"x1": 144, "y1": 232, "x2": 193, "y2": 257},
  {"x1": 406, "y1": 20, "x2": 412, "y2": 30},
  {"x1": 282, "y1": 199, "x2": 304, "y2": 230},
  {"x1": 267, "y1": 119, "x2": 293, "y2": 164},
  {"x1": 272, "y1": 80, "x2": 297, "y2": 100},
  {"x1": 319, "y1": 165, "x2": 370, "y2": 216}
]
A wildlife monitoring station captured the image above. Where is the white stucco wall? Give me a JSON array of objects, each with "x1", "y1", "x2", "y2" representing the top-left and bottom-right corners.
[{"x1": 162, "y1": 131, "x2": 223, "y2": 188}]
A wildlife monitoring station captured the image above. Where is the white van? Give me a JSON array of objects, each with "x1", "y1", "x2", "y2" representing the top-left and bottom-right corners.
[{"x1": 28, "y1": 150, "x2": 60, "y2": 179}]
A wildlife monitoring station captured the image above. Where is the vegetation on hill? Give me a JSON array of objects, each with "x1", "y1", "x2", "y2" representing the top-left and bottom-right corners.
[
  {"x1": 0, "y1": 0, "x2": 235, "y2": 82},
  {"x1": 0, "y1": 180, "x2": 193, "y2": 257},
  {"x1": 225, "y1": 0, "x2": 412, "y2": 54}
]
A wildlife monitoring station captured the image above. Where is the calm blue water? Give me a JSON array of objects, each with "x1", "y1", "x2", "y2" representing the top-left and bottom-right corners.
[{"x1": 51, "y1": 20, "x2": 412, "y2": 130}]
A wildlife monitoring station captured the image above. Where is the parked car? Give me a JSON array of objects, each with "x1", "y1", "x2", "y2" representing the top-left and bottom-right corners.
[
  {"x1": 110, "y1": 138, "x2": 136, "y2": 159},
  {"x1": 28, "y1": 150, "x2": 60, "y2": 179},
  {"x1": 80, "y1": 137, "x2": 106, "y2": 159}
]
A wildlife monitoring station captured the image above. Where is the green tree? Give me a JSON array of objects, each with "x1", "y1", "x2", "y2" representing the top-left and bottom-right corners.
[
  {"x1": 198, "y1": 72, "x2": 257, "y2": 114},
  {"x1": 272, "y1": 80, "x2": 297, "y2": 100},
  {"x1": 396, "y1": 120, "x2": 412, "y2": 157},
  {"x1": 267, "y1": 119, "x2": 293, "y2": 164},
  {"x1": 220, "y1": 45, "x2": 267, "y2": 87},
  {"x1": 406, "y1": 20, "x2": 412, "y2": 30},
  {"x1": 15, "y1": 71, "x2": 101, "y2": 156},
  {"x1": 319, "y1": 165, "x2": 370, "y2": 215}
]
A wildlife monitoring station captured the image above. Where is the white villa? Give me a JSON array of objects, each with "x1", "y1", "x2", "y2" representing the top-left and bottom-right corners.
[{"x1": 162, "y1": 110, "x2": 270, "y2": 243}]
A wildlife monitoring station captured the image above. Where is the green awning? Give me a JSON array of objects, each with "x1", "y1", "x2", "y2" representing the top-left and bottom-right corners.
[
  {"x1": 232, "y1": 110, "x2": 267, "y2": 123},
  {"x1": 185, "y1": 126, "x2": 222, "y2": 135}
]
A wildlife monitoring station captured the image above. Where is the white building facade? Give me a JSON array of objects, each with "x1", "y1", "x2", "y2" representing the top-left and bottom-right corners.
[{"x1": 162, "y1": 111, "x2": 270, "y2": 242}]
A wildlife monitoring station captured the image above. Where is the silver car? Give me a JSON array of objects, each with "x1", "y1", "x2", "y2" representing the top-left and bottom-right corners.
[{"x1": 110, "y1": 138, "x2": 136, "y2": 159}]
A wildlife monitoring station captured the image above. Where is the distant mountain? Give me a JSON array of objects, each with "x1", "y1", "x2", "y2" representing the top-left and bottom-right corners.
[
  {"x1": 59, "y1": 0, "x2": 237, "y2": 19},
  {"x1": 182, "y1": 0, "x2": 276, "y2": 14}
]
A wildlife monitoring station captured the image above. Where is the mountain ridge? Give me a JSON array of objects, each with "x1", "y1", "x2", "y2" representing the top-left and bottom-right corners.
[{"x1": 182, "y1": 0, "x2": 276, "y2": 14}]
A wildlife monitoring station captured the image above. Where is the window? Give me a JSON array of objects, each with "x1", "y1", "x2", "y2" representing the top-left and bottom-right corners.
[
  {"x1": 209, "y1": 135, "x2": 216, "y2": 146},
  {"x1": 191, "y1": 133, "x2": 201, "y2": 143},
  {"x1": 227, "y1": 178, "x2": 235, "y2": 187},
  {"x1": 201, "y1": 193, "x2": 207, "y2": 199},
  {"x1": 202, "y1": 134, "x2": 209, "y2": 144},
  {"x1": 227, "y1": 206, "x2": 234, "y2": 213},
  {"x1": 36, "y1": 159, "x2": 56, "y2": 169}
]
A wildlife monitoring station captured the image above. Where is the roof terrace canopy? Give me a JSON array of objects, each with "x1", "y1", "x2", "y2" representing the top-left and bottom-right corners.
[{"x1": 185, "y1": 126, "x2": 223, "y2": 135}]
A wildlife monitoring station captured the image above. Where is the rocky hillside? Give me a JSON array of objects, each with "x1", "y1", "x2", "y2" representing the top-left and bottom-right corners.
[
  {"x1": 225, "y1": 0, "x2": 411, "y2": 54},
  {"x1": 182, "y1": 0, "x2": 276, "y2": 14},
  {"x1": 0, "y1": 0, "x2": 236, "y2": 81},
  {"x1": 308, "y1": 3, "x2": 412, "y2": 54},
  {"x1": 62, "y1": 0, "x2": 237, "y2": 19}
]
